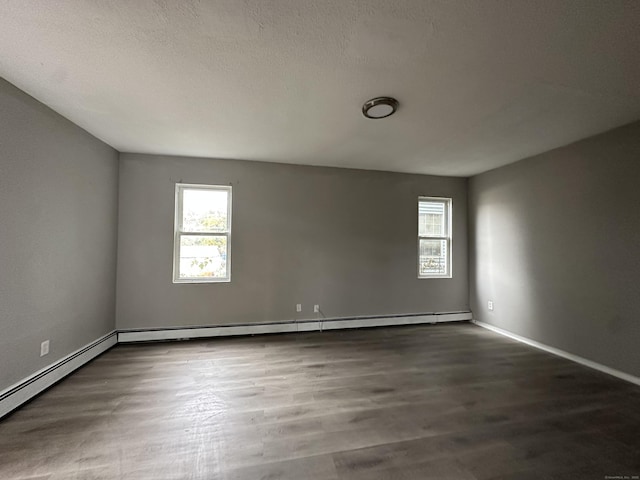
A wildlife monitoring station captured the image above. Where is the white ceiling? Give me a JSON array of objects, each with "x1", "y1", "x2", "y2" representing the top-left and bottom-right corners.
[{"x1": 1, "y1": 1, "x2": 639, "y2": 176}]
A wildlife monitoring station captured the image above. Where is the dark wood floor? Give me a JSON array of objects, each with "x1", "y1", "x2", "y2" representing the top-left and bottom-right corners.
[{"x1": 1, "y1": 323, "x2": 638, "y2": 480}]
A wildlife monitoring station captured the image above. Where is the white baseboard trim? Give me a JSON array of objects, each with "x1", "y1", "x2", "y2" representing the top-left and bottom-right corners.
[
  {"x1": 0, "y1": 331, "x2": 118, "y2": 419},
  {"x1": 472, "y1": 320, "x2": 640, "y2": 387},
  {"x1": 118, "y1": 311, "x2": 472, "y2": 343}
]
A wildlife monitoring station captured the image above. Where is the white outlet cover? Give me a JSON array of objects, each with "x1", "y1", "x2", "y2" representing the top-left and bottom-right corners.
[
  {"x1": 40, "y1": 340, "x2": 50, "y2": 356},
  {"x1": 296, "y1": 304, "x2": 302, "y2": 312},
  {"x1": 314, "y1": 305, "x2": 320, "y2": 313},
  {"x1": 488, "y1": 301, "x2": 494, "y2": 311}
]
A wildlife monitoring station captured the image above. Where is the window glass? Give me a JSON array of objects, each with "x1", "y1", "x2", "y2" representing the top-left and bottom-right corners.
[
  {"x1": 418, "y1": 197, "x2": 451, "y2": 278},
  {"x1": 174, "y1": 184, "x2": 231, "y2": 283}
]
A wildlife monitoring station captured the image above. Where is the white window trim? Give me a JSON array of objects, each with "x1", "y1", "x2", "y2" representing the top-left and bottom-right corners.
[
  {"x1": 173, "y1": 183, "x2": 232, "y2": 284},
  {"x1": 418, "y1": 196, "x2": 452, "y2": 279}
]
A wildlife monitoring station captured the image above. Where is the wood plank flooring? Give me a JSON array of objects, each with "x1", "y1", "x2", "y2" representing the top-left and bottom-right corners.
[{"x1": 1, "y1": 323, "x2": 638, "y2": 479}]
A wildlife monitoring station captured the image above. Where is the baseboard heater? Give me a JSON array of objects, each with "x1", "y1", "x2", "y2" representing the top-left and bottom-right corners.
[
  {"x1": 0, "y1": 331, "x2": 118, "y2": 419},
  {"x1": 117, "y1": 311, "x2": 473, "y2": 343},
  {"x1": 0, "y1": 311, "x2": 471, "y2": 419}
]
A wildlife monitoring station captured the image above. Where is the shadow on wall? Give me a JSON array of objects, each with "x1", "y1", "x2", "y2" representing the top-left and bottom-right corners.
[
  {"x1": 472, "y1": 181, "x2": 545, "y2": 341},
  {"x1": 470, "y1": 121, "x2": 640, "y2": 379}
]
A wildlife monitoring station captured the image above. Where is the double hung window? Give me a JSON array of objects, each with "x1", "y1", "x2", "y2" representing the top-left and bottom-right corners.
[
  {"x1": 418, "y1": 197, "x2": 452, "y2": 278},
  {"x1": 174, "y1": 184, "x2": 231, "y2": 283}
]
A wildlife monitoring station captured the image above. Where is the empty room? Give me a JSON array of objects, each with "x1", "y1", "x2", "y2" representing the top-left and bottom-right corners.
[{"x1": 1, "y1": 1, "x2": 639, "y2": 479}]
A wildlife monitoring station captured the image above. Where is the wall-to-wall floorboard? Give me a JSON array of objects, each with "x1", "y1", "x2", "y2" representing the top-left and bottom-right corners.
[
  {"x1": 469, "y1": 121, "x2": 640, "y2": 377},
  {"x1": 116, "y1": 154, "x2": 468, "y2": 329},
  {"x1": 0, "y1": 79, "x2": 119, "y2": 392}
]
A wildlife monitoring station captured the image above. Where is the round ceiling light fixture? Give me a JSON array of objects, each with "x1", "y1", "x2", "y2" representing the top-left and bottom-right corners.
[{"x1": 362, "y1": 96, "x2": 399, "y2": 119}]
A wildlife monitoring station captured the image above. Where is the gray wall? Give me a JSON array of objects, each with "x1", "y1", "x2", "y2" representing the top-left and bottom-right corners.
[
  {"x1": 469, "y1": 121, "x2": 640, "y2": 377},
  {"x1": 116, "y1": 154, "x2": 468, "y2": 329},
  {"x1": 0, "y1": 79, "x2": 119, "y2": 391}
]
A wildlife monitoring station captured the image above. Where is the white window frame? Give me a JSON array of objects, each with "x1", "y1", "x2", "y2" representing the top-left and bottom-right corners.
[
  {"x1": 173, "y1": 183, "x2": 232, "y2": 283},
  {"x1": 418, "y1": 196, "x2": 452, "y2": 279}
]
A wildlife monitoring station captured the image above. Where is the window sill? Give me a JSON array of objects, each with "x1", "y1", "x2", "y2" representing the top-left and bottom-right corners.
[{"x1": 173, "y1": 278, "x2": 231, "y2": 284}]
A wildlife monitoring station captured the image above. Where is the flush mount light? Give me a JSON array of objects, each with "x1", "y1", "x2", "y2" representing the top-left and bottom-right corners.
[{"x1": 362, "y1": 97, "x2": 399, "y2": 119}]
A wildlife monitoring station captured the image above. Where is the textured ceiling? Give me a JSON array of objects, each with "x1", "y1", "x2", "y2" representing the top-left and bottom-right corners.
[{"x1": 1, "y1": 1, "x2": 639, "y2": 176}]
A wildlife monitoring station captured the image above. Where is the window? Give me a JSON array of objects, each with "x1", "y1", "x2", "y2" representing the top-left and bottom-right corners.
[
  {"x1": 174, "y1": 184, "x2": 231, "y2": 283},
  {"x1": 418, "y1": 197, "x2": 451, "y2": 278}
]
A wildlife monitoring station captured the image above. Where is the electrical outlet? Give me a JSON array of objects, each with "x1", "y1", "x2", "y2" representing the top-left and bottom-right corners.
[
  {"x1": 296, "y1": 304, "x2": 302, "y2": 312},
  {"x1": 488, "y1": 300, "x2": 494, "y2": 311},
  {"x1": 40, "y1": 340, "x2": 50, "y2": 357},
  {"x1": 314, "y1": 304, "x2": 320, "y2": 313}
]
